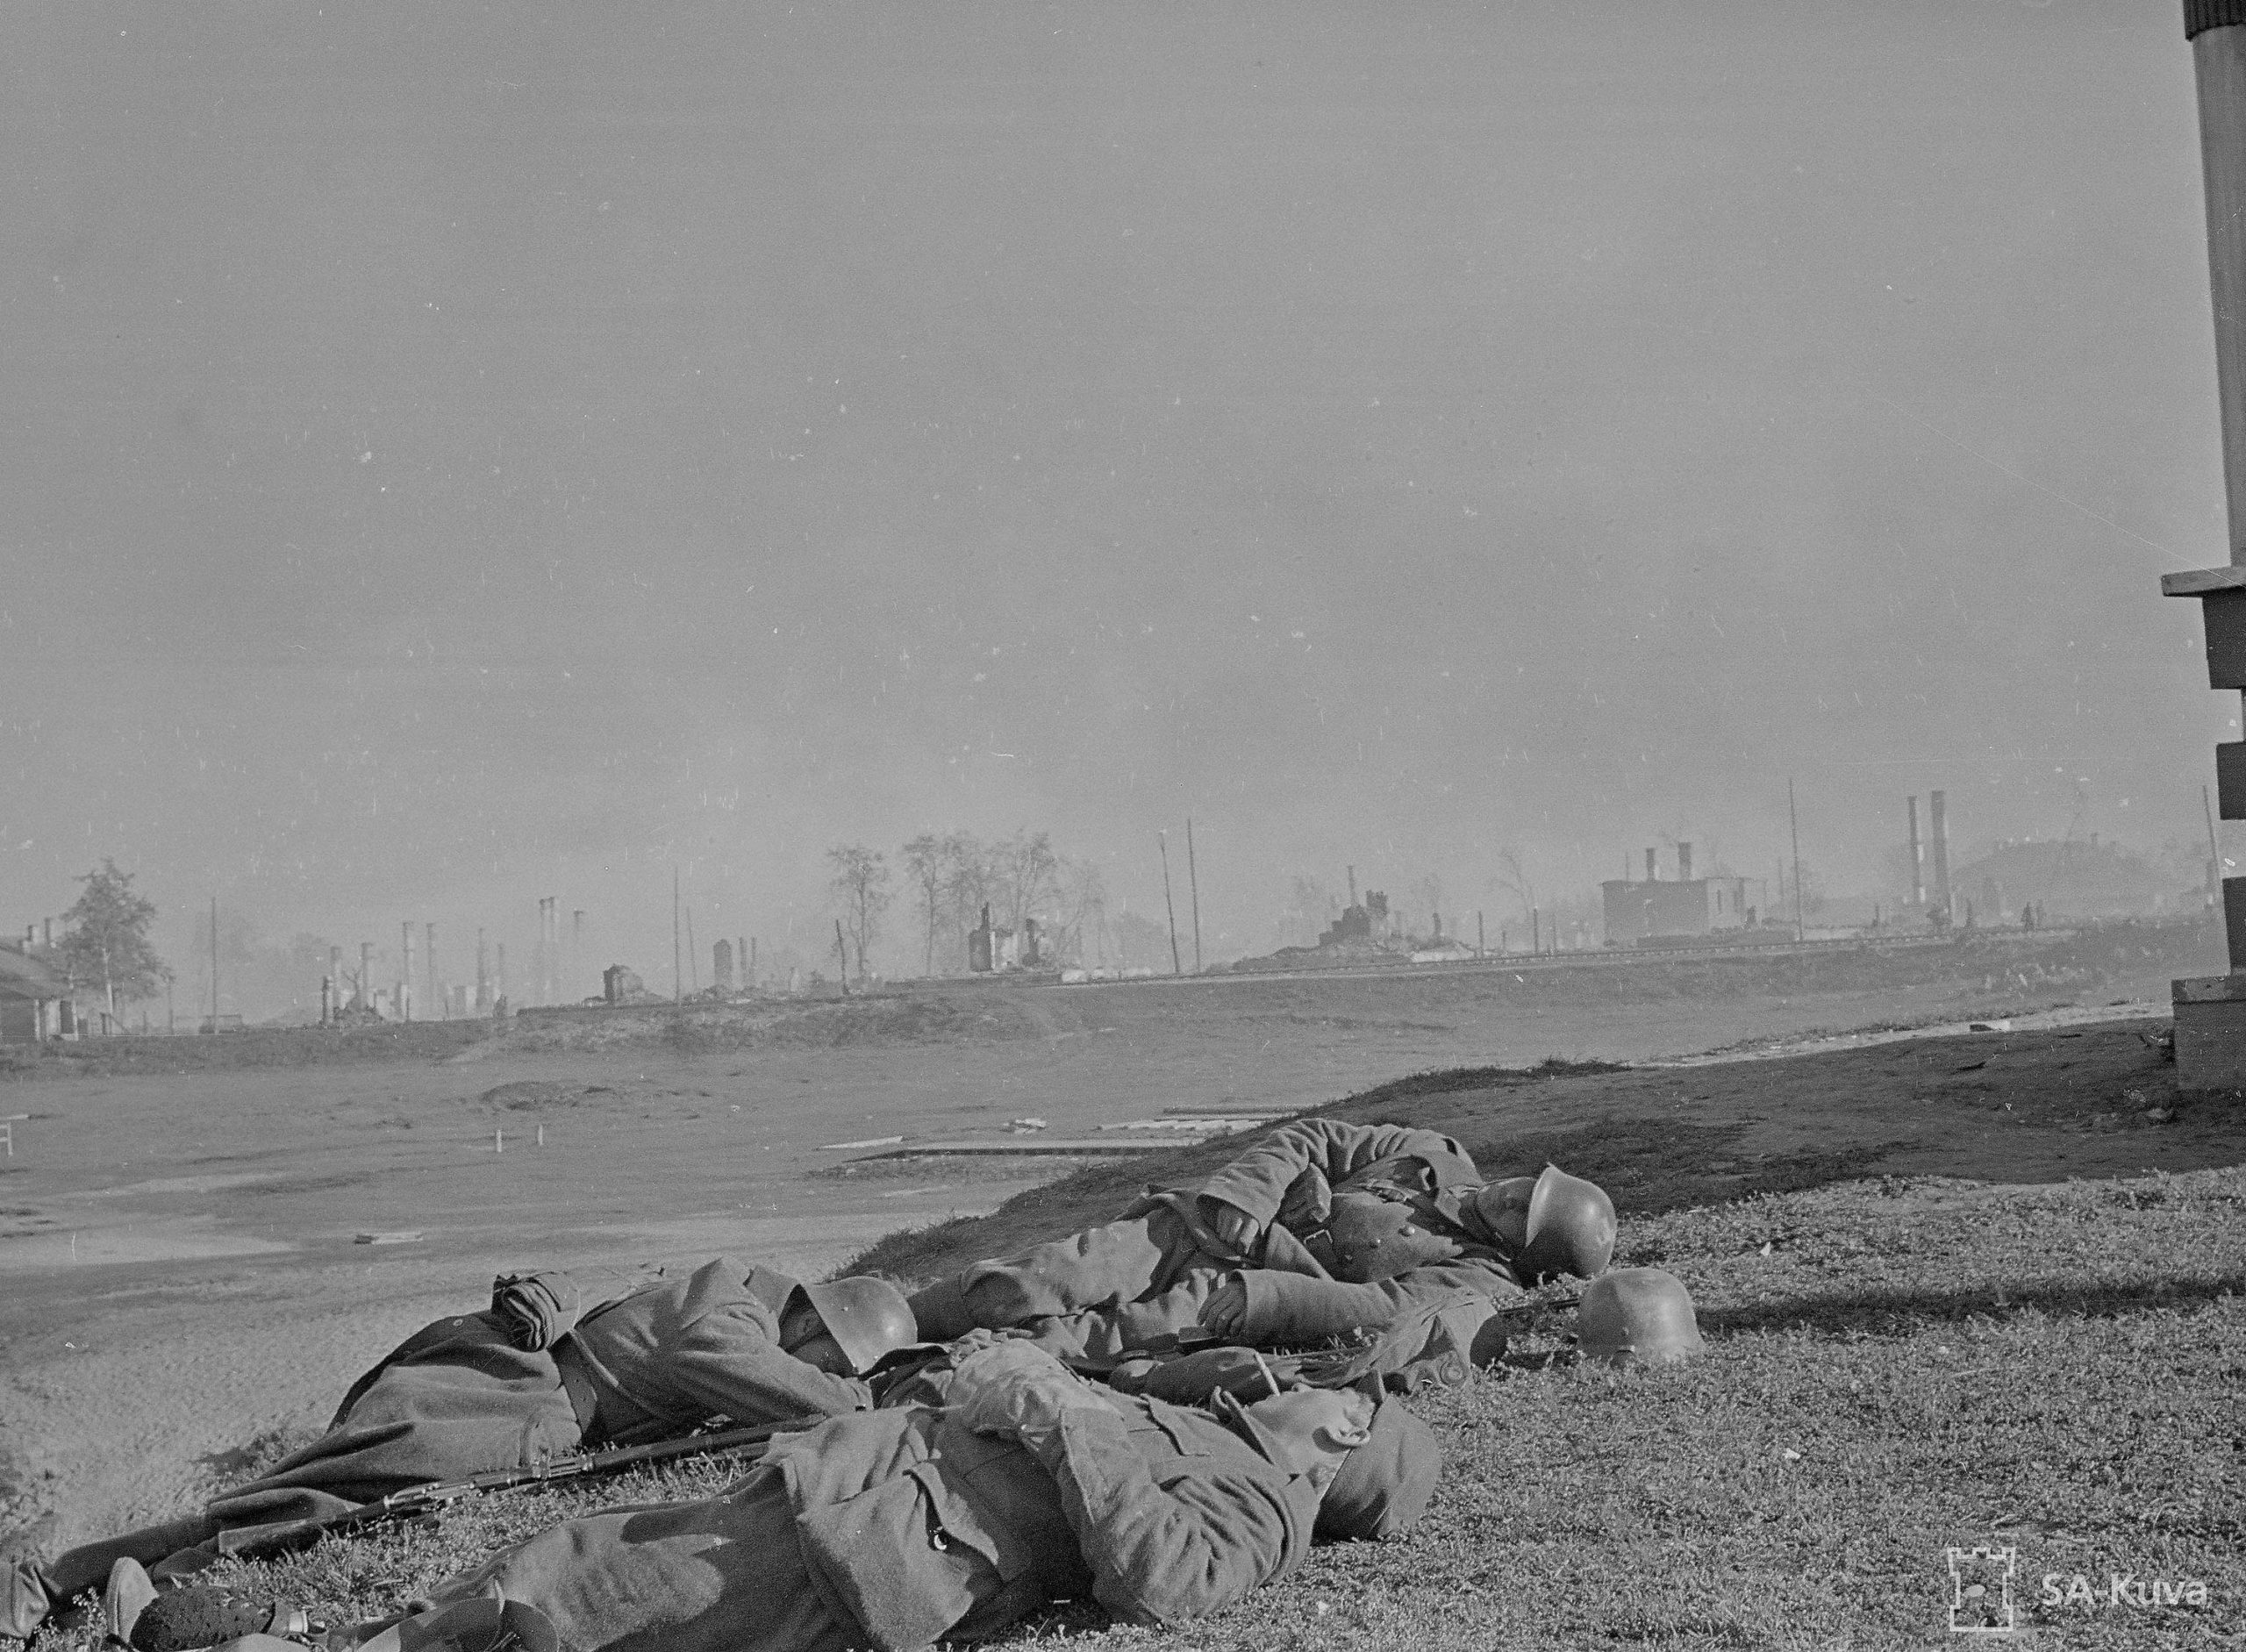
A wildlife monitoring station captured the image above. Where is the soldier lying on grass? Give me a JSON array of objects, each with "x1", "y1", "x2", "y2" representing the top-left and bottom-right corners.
[
  {"x1": 910, "y1": 1116, "x2": 1618, "y2": 1360},
  {"x1": 0, "y1": 1256, "x2": 915, "y2": 1644},
  {"x1": 296, "y1": 1341, "x2": 1441, "y2": 1652}
]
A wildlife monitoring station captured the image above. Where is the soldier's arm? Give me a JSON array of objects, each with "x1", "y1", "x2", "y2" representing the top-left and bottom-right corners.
[
  {"x1": 1022, "y1": 1269, "x2": 1229, "y2": 1362},
  {"x1": 1234, "y1": 1255, "x2": 1521, "y2": 1345},
  {"x1": 1030, "y1": 1406, "x2": 1306, "y2": 1625},
  {"x1": 657, "y1": 1303, "x2": 871, "y2": 1424},
  {"x1": 1196, "y1": 1119, "x2": 1472, "y2": 1225}
]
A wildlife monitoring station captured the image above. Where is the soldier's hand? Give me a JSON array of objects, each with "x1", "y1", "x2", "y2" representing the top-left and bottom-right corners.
[
  {"x1": 1206, "y1": 1202, "x2": 1262, "y2": 1254},
  {"x1": 950, "y1": 1341, "x2": 1112, "y2": 1443},
  {"x1": 1199, "y1": 1275, "x2": 1249, "y2": 1337}
]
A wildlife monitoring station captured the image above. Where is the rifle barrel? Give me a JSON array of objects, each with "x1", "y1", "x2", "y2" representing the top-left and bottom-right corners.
[{"x1": 225, "y1": 1419, "x2": 810, "y2": 1561}]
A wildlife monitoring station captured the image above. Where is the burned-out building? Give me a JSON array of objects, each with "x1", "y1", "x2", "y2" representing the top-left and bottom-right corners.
[
  {"x1": 1600, "y1": 843, "x2": 1752, "y2": 946},
  {"x1": 1319, "y1": 890, "x2": 1389, "y2": 947},
  {"x1": 0, "y1": 940, "x2": 75, "y2": 1043}
]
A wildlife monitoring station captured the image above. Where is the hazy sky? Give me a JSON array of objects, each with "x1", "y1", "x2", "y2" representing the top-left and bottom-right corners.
[{"x1": 1, "y1": 1, "x2": 2235, "y2": 990}]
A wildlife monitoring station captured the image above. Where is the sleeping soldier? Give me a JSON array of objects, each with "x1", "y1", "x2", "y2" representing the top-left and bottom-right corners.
[
  {"x1": 0, "y1": 1256, "x2": 916, "y2": 1644},
  {"x1": 910, "y1": 1117, "x2": 1616, "y2": 1360}
]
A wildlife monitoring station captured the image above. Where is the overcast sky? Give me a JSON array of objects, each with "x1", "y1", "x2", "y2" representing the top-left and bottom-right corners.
[{"x1": 1, "y1": 1, "x2": 2234, "y2": 990}]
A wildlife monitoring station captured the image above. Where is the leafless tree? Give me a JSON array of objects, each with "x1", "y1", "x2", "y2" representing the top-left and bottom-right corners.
[
  {"x1": 900, "y1": 833, "x2": 962, "y2": 976},
  {"x1": 826, "y1": 844, "x2": 893, "y2": 983},
  {"x1": 1053, "y1": 856, "x2": 1107, "y2": 964},
  {"x1": 993, "y1": 828, "x2": 1061, "y2": 934}
]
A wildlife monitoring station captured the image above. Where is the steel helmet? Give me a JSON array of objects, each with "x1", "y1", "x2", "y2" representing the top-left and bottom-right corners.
[
  {"x1": 800, "y1": 1277, "x2": 919, "y2": 1375},
  {"x1": 1576, "y1": 1267, "x2": 1705, "y2": 1365},
  {"x1": 1518, "y1": 1164, "x2": 1616, "y2": 1282}
]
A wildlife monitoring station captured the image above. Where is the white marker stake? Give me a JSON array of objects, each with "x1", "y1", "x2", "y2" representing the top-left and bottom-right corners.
[
  {"x1": 536, "y1": 1123, "x2": 546, "y2": 1148},
  {"x1": 495, "y1": 1127, "x2": 503, "y2": 1155}
]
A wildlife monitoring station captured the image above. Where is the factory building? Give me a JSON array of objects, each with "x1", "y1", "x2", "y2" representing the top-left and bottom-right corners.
[{"x1": 1600, "y1": 842, "x2": 1753, "y2": 946}]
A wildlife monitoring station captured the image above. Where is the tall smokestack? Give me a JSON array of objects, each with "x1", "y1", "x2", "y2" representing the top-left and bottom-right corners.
[
  {"x1": 359, "y1": 941, "x2": 374, "y2": 1011},
  {"x1": 399, "y1": 922, "x2": 413, "y2": 1021},
  {"x1": 476, "y1": 928, "x2": 489, "y2": 1012},
  {"x1": 1929, "y1": 790, "x2": 1952, "y2": 913},
  {"x1": 1906, "y1": 796, "x2": 1925, "y2": 905},
  {"x1": 1677, "y1": 842, "x2": 1693, "y2": 882},
  {"x1": 1645, "y1": 847, "x2": 1658, "y2": 883},
  {"x1": 426, "y1": 923, "x2": 439, "y2": 1020}
]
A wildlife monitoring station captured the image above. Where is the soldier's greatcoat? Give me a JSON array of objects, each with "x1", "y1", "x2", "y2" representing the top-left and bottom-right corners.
[
  {"x1": 25, "y1": 1258, "x2": 868, "y2": 1607},
  {"x1": 942, "y1": 1119, "x2": 1522, "y2": 1358},
  {"x1": 414, "y1": 1390, "x2": 1320, "y2": 1652}
]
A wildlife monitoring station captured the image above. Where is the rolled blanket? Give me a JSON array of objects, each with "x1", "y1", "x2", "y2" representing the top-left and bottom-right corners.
[{"x1": 490, "y1": 1270, "x2": 581, "y2": 1351}]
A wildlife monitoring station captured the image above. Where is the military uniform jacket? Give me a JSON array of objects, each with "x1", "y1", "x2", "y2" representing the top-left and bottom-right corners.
[
  {"x1": 1102, "y1": 1118, "x2": 1520, "y2": 1348},
  {"x1": 557, "y1": 1256, "x2": 869, "y2": 1444},
  {"x1": 772, "y1": 1391, "x2": 1320, "y2": 1649}
]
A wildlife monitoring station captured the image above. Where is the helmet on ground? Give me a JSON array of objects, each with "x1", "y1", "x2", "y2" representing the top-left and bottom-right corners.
[
  {"x1": 1576, "y1": 1267, "x2": 1705, "y2": 1366},
  {"x1": 1518, "y1": 1164, "x2": 1616, "y2": 1282},
  {"x1": 800, "y1": 1277, "x2": 919, "y2": 1375}
]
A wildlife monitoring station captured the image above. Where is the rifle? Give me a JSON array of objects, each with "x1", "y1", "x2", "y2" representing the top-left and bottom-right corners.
[{"x1": 218, "y1": 1419, "x2": 812, "y2": 1561}]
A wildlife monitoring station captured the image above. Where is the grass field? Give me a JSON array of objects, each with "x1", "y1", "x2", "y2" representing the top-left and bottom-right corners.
[{"x1": 22, "y1": 1024, "x2": 2242, "y2": 1650}]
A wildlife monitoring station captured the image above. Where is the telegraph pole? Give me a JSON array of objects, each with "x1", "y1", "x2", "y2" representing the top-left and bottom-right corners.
[
  {"x1": 672, "y1": 866, "x2": 683, "y2": 1003},
  {"x1": 1788, "y1": 779, "x2": 1805, "y2": 939},
  {"x1": 1184, "y1": 817, "x2": 1204, "y2": 973},
  {"x1": 1159, "y1": 832, "x2": 1183, "y2": 976},
  {"x1": 209, "y1": 896, "x2": 218, "y2": 1034}
]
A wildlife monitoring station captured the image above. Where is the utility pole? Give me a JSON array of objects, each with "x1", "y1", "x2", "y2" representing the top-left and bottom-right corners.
[
  {"x1": 1159, "y1": 832, "x2": 1183, "y2": 976},
  {"x1": 672, "y1": 866, "x2": 683, "y2": 1003},
  {"x1": 1184, "y1": 818, "x2": 1203, "y2": 973},
  {"x1": 209, "y1": 896, "x2": 218, "y2": 1034},
  {"x1": 1789, "y1": 777, "x2": 1806, "y2": 939},
  {"x1": 685, "y1": 908, "x2": 699, "y2": 994}
]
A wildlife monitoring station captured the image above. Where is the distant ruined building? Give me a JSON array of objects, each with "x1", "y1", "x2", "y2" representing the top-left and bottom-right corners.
[{"x1": 1600, "y1": 842, "x2": 1753, "y2": 946}]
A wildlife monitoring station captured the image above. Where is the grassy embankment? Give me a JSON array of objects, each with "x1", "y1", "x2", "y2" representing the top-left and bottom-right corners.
[{"x1": 26, "y1": 1019, "x2": 2246, "y2": 1650}]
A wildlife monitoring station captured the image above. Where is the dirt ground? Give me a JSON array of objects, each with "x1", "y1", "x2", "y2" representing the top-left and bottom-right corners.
[{"x1": 0, "y1": 931, "x2": 2230, "y2": 1554}]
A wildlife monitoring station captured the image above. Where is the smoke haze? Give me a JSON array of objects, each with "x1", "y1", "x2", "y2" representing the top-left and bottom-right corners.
[{"x1": 0, "y1": 2, "x2": 2230, "y2": 1003}]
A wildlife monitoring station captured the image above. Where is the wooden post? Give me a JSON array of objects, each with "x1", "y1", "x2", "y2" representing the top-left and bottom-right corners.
[
  {"x1": 1477, "y1": 911, "x2": 1485, "y2": 958},
  {"x1": 2166, "y1": 5, "x2": 2246, "y2": 1084}
]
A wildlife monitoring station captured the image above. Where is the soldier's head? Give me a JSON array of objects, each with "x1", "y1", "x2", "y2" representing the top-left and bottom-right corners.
[
  {"x1": 782, "y1": 1277, "x2": 919, "y2": 1376},
  {"x1": 1310, "y1": 1391, "x2": 1442, "y2": 1542},
  {"x1": 1467, "y1": 1163, "x2": 1616, "y2": 1284},
  {"x1": 1243, "y1": 1384, "x2": 1376, "y2": 1489}
]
